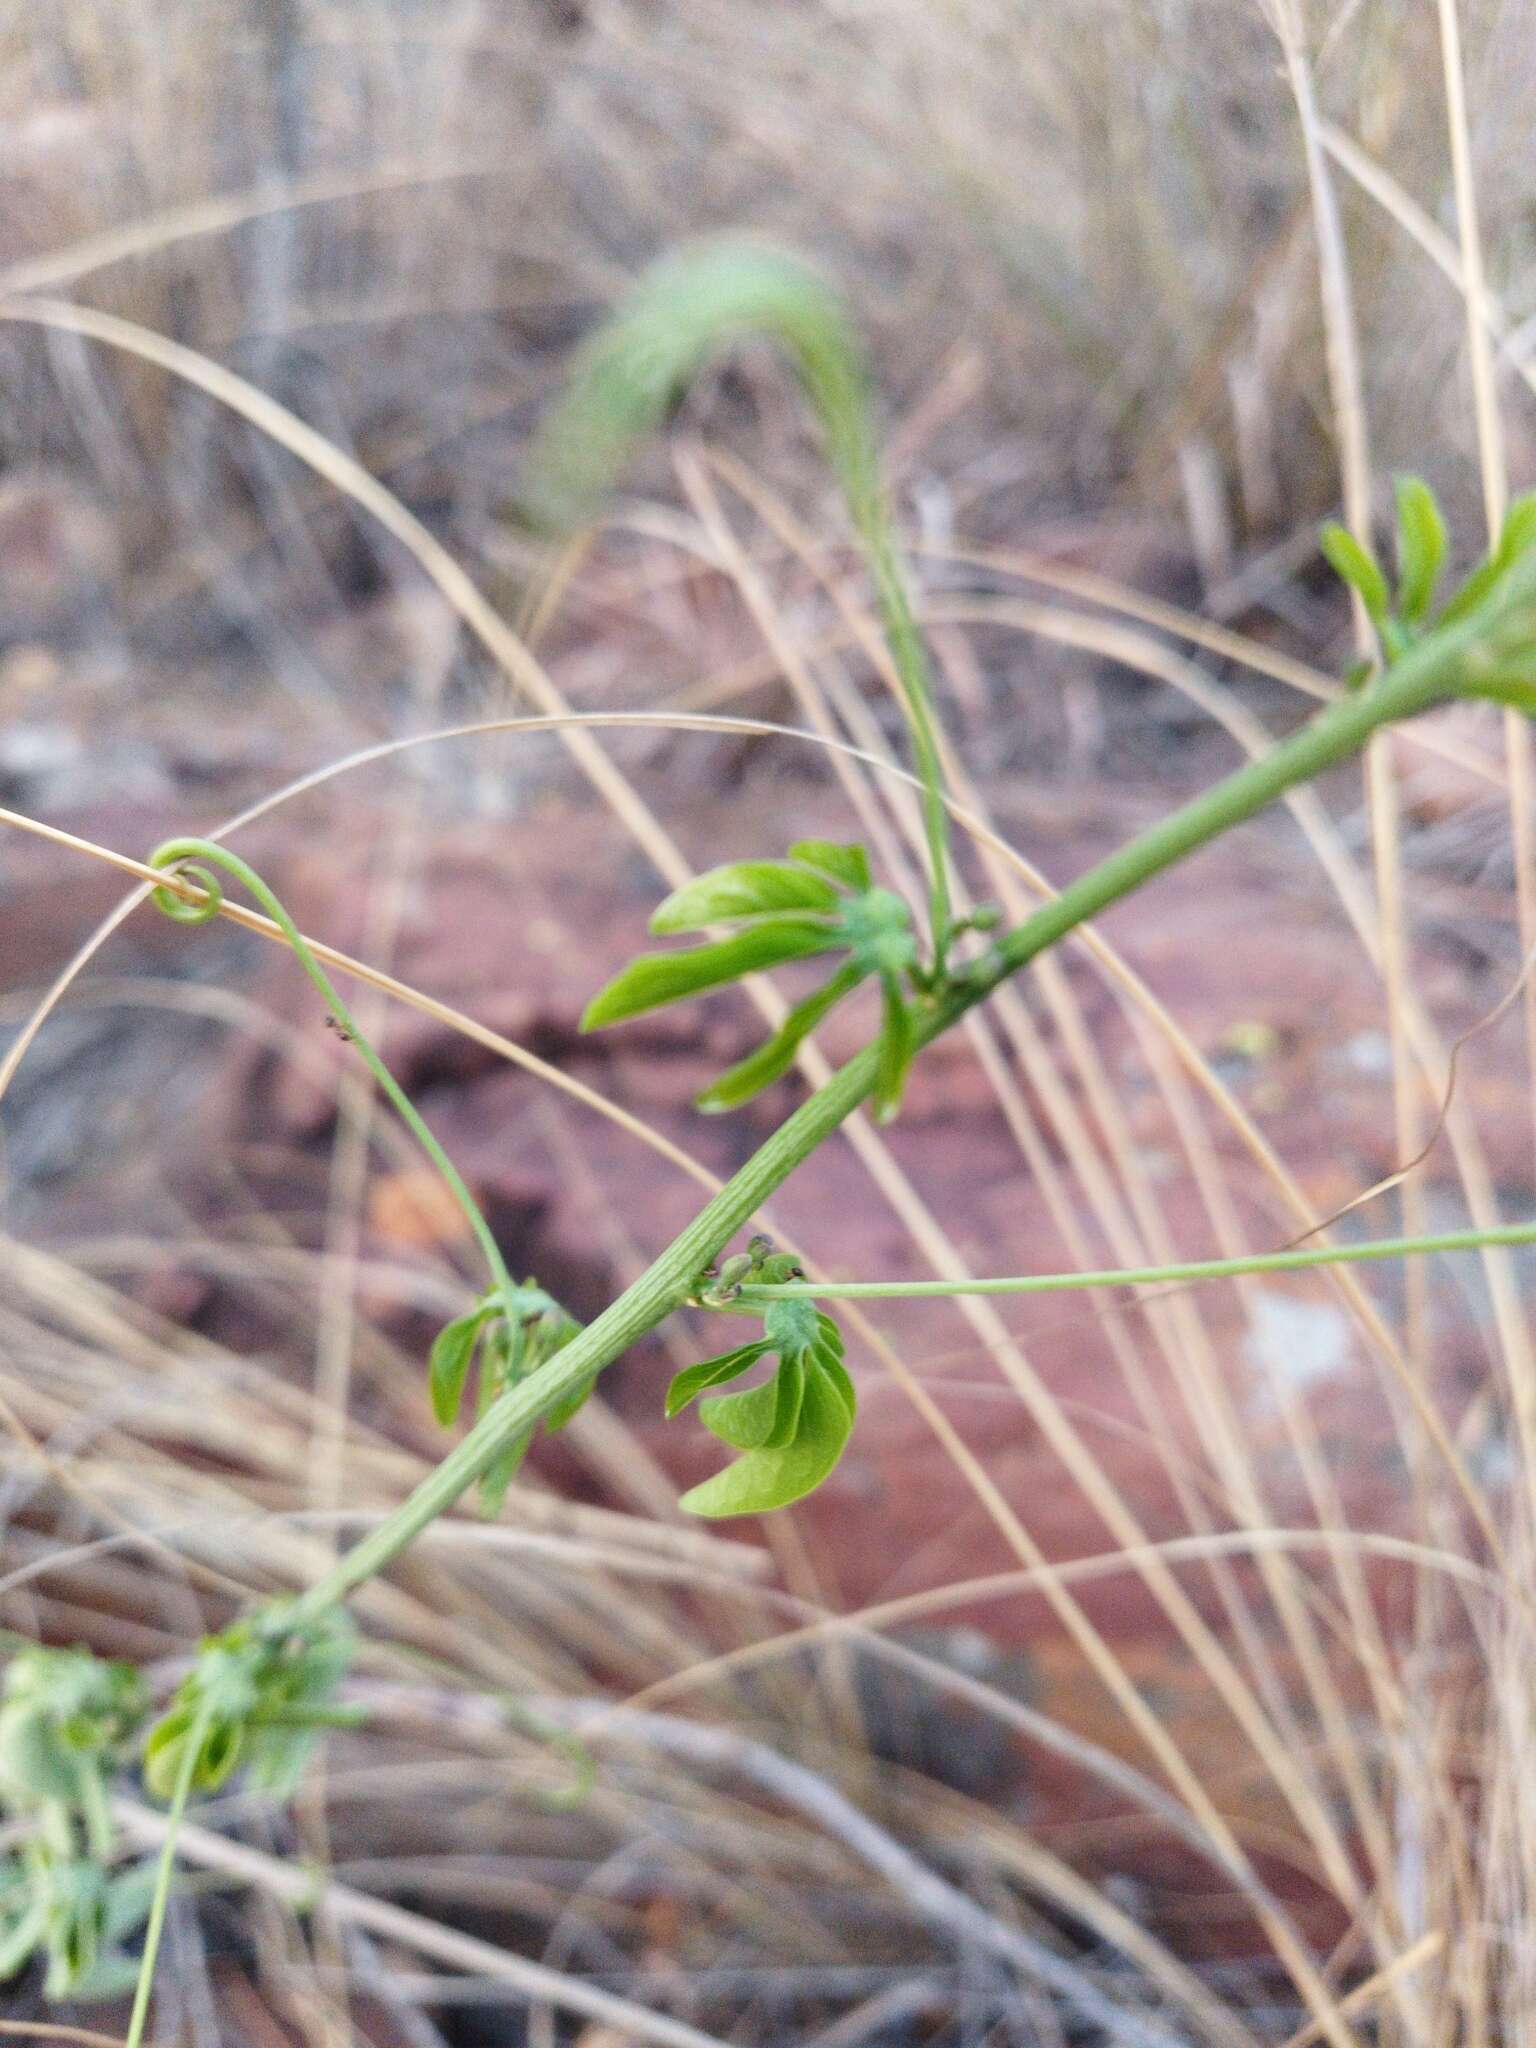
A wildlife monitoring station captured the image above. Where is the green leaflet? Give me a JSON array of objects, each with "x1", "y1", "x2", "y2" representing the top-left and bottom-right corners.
[
  {"x1": 1394, "y1": 476, "x2": 1448, "y2": 624},
  {"x1": 702, "y1": 1367, "x2": 782, "y2": 1451},
  {"x1": 1323, "y1": 478, "x2": 1536, "y2": 669},
  {"x1": 695, "y1": 964, "x2": 864, "y2": 1113},
  {"x1": 1438, "y1": 492, "x2": 1536, "y2": 627},
  {"x1": 873, "y1": 975, "x2": 915, "y2": 1124},
  {"x1": 812, "y1": 1309, "x2": 845, "y2": 1360},
  {"x1": 665, "y1": 1340, "x2": 773, "y2": 1417},
  {"x1": 680, "y1": 1355, "x2": 855, "y2": 1518},
  {"x1": 789, "y1": 839, "x2": 872, "y2": 891},
  {"x1": 581, "y1": 920, "x2": 841, "y2": 1030},
  {"x1": 1320, "y1": 522, "x2": 1390, "y2": 625},
  {"x1": 428, "y1": 1309, "x2": 490, "y2": 1427},
  {"x1": 650, "y1": 861, "x2": 841, "y2": 932}
]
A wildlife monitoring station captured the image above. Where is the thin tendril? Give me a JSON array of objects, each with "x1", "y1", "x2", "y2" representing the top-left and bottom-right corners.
[
  {"x1": 122, "y1": 1705, "x2": 210, "y2": 2048},
  {"x1": 147, "y1": 838, "x2": 515, "y2": 1306},
  {"x1": 737, "y1": 1219, "x2": 1536, "y2": 1302}
]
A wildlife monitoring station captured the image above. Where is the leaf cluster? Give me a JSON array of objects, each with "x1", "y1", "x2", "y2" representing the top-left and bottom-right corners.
[
  {"x1": 428, "y1": 1280, "x2": 587, "y2": 1517},
  {"x1": 666, "y1": 1293, "x2": 855, "y2": 1516},
  {"x1": 583, "y1": 841, "x2": 923, "y2": 1122},
  {"x1": 144, "y1": 1601, "x2": 356, "y2": 1805},
  {"x1": 1322, "y1": 478, "x2": 1536, "y2": 708},
  {"x1": 0, "y1": 1645, "x2": 152, "y2": 2000}
]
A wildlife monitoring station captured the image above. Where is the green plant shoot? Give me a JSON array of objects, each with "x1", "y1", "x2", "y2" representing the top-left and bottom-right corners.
[
  {"x1": 582, "y1": 838, "x2": 924, "y2": 1121},
  {"x1": 519, "y1": 239, "x2": 957, "y2": 971}
]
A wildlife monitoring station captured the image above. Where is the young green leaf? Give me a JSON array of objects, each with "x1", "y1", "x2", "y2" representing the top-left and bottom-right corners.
[
  {"x1": 763, "y1": 1349, "x2": 808, "y2": 1447},
  {"x1": 1320, "y1": 521, "x2": 1390, "y2": 626},
  {"x1": 478, "y1": 1433, "x2": 532, "y2": 1520},
  {"x1": 428, "y1": 1310, "x2": 488, "y2": 1428},
  {"x1": 695, "y1": 963, "x2": 864, "y2": 1112},
  {"x1": 872, "y1": 976, "x2": 915, "y2": 1124},
  {"x1": 543, "y1": 1376, "x2": 596, "y2": 1433},
  {"x1": 701, "y1": 1350, "x2": 807, "y2": 1451},
  {"x1": 581, "y1": 921, "x2": 841, "y2": 1031},
  {"x1": 1394, "y1": 476, "x2": 1447, "y2": 623},
  {"x1": 665, "y1": 1341, "x2": 773, "y2": 1417},
  {"x1": 815, "y1": 1348, "x2": 858, "y2": 1424},
  {"x1": 1436, "y1": 549, "x2": 1507, "y2": 627},
  {"x1": 143, "y1": 1707, "x2": 240, "y2": 1802},
  {"x1": 700, "y1": 1372, "x2": 780, "y2": 1450},
  {"x1": 650, "y1": 861, "x2": 840, "y2": 933},
  {"x1": 789, "y1": 839, "x2": 871, "y2": 892},
  {"x1": 1497, "y1": 489, "x2": 1536, "y2": 565},
  {"x1": 813, "y1": 1310, "x2": 845, "y2": 1360},
  {"x1": 680, "y1": 1359, "x2": 855, "y2": 1518}
]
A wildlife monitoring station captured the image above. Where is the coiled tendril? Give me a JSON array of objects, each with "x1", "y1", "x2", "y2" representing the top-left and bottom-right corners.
[{"x1": 148, "y1": 840, "x2": 225, "y2": 924}]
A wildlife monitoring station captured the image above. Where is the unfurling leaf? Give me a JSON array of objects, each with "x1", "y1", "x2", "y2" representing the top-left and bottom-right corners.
[
  {"x1": 1394, "y1": 476, "x2": 1448, "y2": 623},
  {"x1": 1320, "y1": 522, "x2": 1390, "y2": 626},
  {"x1": 839, "y1": 887, "x2": 918, "y2": 978},
  {"x1": 143, "y1": 1606, "x2": 355, "y2": 1803},
  {"x1": 581, "y1": 921, "x2": 840, "y2": 1030},
  {"x1": 671, "y1": 1290, "x2": 856, "y2": 1518},
  {"x1": 680, "y1": 1354, "x2": 855, "y2": 1517},
  {"x1": 650, "y1": 861, "x2": 840, "y2": 932}
]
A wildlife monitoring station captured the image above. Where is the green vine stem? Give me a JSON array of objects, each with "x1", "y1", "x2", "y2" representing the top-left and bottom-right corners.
[
  {"x1": 735, "y1": 1221, "x2": 1536, "y2": 1301},
  {"x1": 147, "y1": 838, "x2": 516, "y2": 1308},
  {"x1": 279, "y1": 553, "x2": 1536, "y2": 1621},
  {"x1": 123, "y1": 1704, "x2": 211, "y2": 2048}
]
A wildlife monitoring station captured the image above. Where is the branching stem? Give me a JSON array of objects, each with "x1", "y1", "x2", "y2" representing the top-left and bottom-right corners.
[
  {"x1": 282, "y1": 562, "x2": 1536, "y2": 1616},
  {"x1": 737, "y1": 1222, "x2": 1536, "y2": 1301}
]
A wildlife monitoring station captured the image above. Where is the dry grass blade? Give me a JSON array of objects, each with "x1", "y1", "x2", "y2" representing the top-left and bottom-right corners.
[
  {"x1": 0, "y1": 162, "x2": 500, "y2": 300},
  {"x1": 113, "y1": 1803, "x2": 737, "y2": 2048}
]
